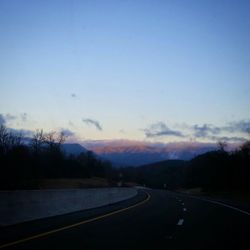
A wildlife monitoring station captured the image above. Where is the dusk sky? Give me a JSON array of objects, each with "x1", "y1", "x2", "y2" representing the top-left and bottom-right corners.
[{"x1": 0, "y1": 0, "x2": 250, "y2": 143}]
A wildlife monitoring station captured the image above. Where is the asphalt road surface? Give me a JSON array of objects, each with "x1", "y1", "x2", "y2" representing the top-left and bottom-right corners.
[{"x1": 0, "y1": 189, "x2": 249, "y2": 250}]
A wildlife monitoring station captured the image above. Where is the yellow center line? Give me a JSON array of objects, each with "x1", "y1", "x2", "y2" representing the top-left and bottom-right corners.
[{"x1": 0, "y1": 191, "x2": 151, "y2": 249}]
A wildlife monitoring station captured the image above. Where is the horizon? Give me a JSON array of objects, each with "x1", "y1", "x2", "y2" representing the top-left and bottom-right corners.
[
  {"x1": 1, "y1": 2, "x2": 250, "y2": 245},
  {"x1": 1, "y1": 1, "x2": 250, "y2": 144}
]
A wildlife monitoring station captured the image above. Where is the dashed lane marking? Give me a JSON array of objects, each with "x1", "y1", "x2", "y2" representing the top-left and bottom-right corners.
[
  {"x1": 177, "y1": 194, "x2": 250, "y2": 217},
  {"x1": 177, "y1": 219, "x2": 184, "y2": 226}
]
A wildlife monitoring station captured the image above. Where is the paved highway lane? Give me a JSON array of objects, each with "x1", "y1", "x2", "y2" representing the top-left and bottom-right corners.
[{"x1": 0, "y1": 189, "x2": 249, "y2": 250}]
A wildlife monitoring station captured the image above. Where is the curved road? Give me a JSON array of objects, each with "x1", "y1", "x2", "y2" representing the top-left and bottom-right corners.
[{"x1": 0, "y1": 189, "x2": 249, "y2": 250}]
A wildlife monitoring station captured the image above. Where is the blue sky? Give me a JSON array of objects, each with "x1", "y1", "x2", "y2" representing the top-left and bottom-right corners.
[{"x1": 0, "y1": 0, "x2": 250, "y2": 143}]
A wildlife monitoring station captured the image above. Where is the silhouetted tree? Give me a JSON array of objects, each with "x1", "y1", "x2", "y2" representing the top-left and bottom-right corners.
[
  {"x1": 217, "y1": 141, "x2": 227, "y2": 152},
  {"x1": 0, "y1": 125, "x2": 22, "y2": 154},
  {"x1": 31, "y1": 129, "x2": 45, "y2": 154}
]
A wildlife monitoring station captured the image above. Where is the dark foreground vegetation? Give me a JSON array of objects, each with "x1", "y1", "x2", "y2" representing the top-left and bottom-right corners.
[
  {"x1": 0, "y1": 125, "x2": 114, "y2": 189},
  {"x1": 121, "y1": 140, "x2": 250, "y2": 194},
  {"x1": 0, "y1": 124, "x2": 249, "y2": 194}
]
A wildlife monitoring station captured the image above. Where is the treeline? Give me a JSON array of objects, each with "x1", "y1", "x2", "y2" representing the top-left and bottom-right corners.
[
  {"x1": 1, "y1": 124, "x2": 250, "y2": 193},
  {"x1": 120, "y1": 160, "x2": 186, "y2": 189},
  {"x1": 0, "y1": 125, "x2": 113, "y2": 189},
  {"x1": 185, "y1": 141, "x2": 250, "y2": 193},
  {"x1": 119, "y1": 141, "x2": 250, "y2": 194}
]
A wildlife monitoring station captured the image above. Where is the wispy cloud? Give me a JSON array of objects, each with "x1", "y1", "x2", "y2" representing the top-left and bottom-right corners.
[
  {"x1": 144, "y1": 122, "x2": 184, "y2": 138},
  {"x1": 20, "y1": 113, "x2": 28, "y2": 122},
  {"x1": 189, "y1": 121, "x2": 250, "y2": 142},
  {"x1": 60, "y1": 128, "x2": 75, "y2": 137},
  {"x1": 192, "y1": 124, "x2": 221, "y2": 138},
  {"x1": 0, "y1": 114, "x2": 5, "y2": 125},
  {"x1": 5, "y1": 114, "x2": 17, "y2": 121},
  {"x1": 82, "y1": 118, "x2": 102, "y2": 131},
  {"x1": 143, "y1": 120, "x2": 250, "y2": 143},
  {"x1": 0, "y1": 113, "x2": 30, "y2": 125},
  {"x1": 68, "y1": 121, "x2": 75, "y2": 127},
  {"x1": 225, "y1": 120, "x2": 250, "y2": 134},
  {"x1": 207, "y1": 135, "x2": 246, "y2": 143},
  {"x1": 0, "y1": 113, "x2": 17, "y2": 125}
]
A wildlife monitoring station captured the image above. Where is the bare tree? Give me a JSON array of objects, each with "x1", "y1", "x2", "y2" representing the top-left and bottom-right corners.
[
  {"x1": 44, "y1": 131, "x2": 66, "y2": 152},
  {"x1": 31, "y1": 129, "x2": 45, "y2": 154},
  {"x1": 31, "y1": 130, "x2": 66, "y2": 154},
  {"x1": 0, "y1": 125, "x2": 9, "y2": 154},
  {"x1": 44, "y1": 131, "x2": 56, "y2": 149},
  {"x1": 217, "y1": 141, "x2": 227, "y2": 152},
  {"x1": 8, "y1": 131, "x2": 22, "y2": 148},
  {"x1": 58, "y1": 132, "x2": 66, "y2": 144},
  {"x1": 240, "y1": 140, "x2": 250, "y2": 156},
  {"x1": 0, "y1": 125, "x2": 23, "y2": 154}
]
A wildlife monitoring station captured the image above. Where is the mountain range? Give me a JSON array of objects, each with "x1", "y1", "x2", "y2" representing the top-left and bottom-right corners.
[
  {"x1": 81, "y1": 140, "x2": 220, "y2": 166},
  {"x1": 32, "y1": 140, "x2": 239, "y2": 167},
  {"x1": 61, "y1": 143, "x2": 88, "y2": 156}
]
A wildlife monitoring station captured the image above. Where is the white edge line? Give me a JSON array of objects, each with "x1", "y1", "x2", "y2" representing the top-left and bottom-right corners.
[
  {"x1": 177, "y1": 193, "x2": 250, "y2": 216},
  {"x1": 198, "y1": 198, "x2": 250, "y2": 216}
]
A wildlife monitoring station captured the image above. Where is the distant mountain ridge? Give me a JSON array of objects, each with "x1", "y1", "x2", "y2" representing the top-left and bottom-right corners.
[
  {"x1": 61, "y1": 143, "x2": 87, "y2": 156},
  {"x1": 81, "y1": 140, "x2": 219, "y2": 166}
]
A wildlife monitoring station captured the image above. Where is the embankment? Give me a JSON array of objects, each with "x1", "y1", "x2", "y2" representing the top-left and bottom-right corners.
[{"x1": 0, "y1": 187, "x2": 137, "y2": 226}]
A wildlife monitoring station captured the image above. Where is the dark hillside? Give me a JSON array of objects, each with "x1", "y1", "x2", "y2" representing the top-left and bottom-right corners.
[{"x1": 121, "y1": 160, "x2": 187, "y2": 189}]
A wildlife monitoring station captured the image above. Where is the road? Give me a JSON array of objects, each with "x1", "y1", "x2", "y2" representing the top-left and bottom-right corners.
[{"x1": 0, "y1": 189, "x2": 249, "y2": 250}]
